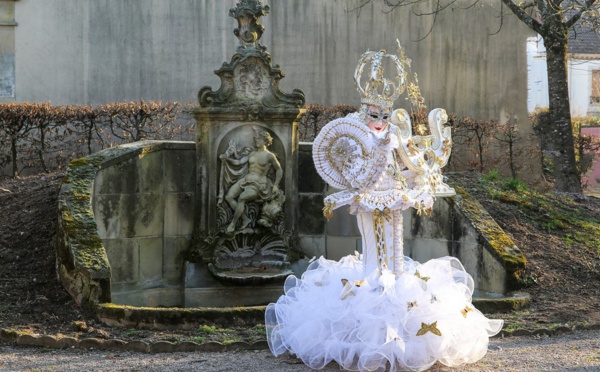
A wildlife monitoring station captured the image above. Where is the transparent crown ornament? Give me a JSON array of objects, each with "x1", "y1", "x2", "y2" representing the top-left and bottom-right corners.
[{"x1": 354, "y1": 49, "x2": 406, "y2": 110}]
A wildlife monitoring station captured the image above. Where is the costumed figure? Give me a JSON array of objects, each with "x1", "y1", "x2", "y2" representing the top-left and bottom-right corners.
[{"x1": 265, "y1": 41, "x2": 503, "y2": 371}]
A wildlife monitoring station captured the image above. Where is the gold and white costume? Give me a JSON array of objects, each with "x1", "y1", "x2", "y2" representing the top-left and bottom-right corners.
[{"x1": 266, "y1": 44, "x2": 502, "y2": 372}]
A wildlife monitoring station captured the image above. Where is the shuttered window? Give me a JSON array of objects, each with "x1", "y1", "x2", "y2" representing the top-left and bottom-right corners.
[{"x1": 592, "y1": 70, "x2": 600, "y2": 104}]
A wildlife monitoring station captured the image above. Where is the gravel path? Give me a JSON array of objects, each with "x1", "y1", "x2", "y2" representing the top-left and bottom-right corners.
[{"x1": 1, "y1": 330, "x2": 599, "y2": 371}]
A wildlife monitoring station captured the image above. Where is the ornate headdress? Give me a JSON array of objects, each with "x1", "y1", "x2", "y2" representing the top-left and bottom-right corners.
[{"x1": 354, "y1": 49, "x2": 406, "y2": 110}]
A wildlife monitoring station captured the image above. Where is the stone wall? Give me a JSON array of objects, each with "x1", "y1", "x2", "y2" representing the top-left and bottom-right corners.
[
  {"x1": 298, "y1": 142, "x2": 525, "y2": 295},
  {"x1": 91, "y1": 141, "x2": 196, "y2": 307},
  {"x1": 58, "y1": 140, "x2": 525, "y2": 309},
  {"x1": 14, "y1": 0, "x2": 533, "y2": 124}
]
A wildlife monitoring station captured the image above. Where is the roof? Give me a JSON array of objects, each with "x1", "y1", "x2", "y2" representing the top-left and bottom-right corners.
[
  {"x1": 569, "y1": 27, "x2": 600, "y2": 54},
  {"x1": 566, "y1": 6, "x2": 600, "y2": 55}
]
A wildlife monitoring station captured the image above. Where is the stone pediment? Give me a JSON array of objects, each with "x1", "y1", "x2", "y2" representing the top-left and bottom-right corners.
[
  {"x1": 198, "y1": 0, "x2": 304, "y2": 110},
  {"x1": 198, "y1": 47, "x2": 305, "y2": 109}
]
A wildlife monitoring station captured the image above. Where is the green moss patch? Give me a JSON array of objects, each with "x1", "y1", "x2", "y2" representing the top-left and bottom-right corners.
[{"x1": 453, "y1": 186, "x2": 527, "y2": 272}]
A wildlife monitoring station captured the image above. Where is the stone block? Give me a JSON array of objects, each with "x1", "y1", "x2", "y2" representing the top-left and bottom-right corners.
[
  {"x1": 149, "y1": 341, "x2": 176, "y2": 353},
  {"x1": 298, "y1": 193, "x2": 326, "y2": 235},
  {"x1": 408, "y1": 238, "x2": 450, "y2": 263},
  {"x1": 104, "y1": 239, "x2": 139, "y2": 284},
  {"x1": 409, "y1": 199, "x2": 453, "y2": 240},
  {"x1": 326, "y1": 236, "x2": 360, "y2": 261},
  {"x1": 452, "y1": 241, "x2": 480, "y2": 287},
  {"x1": 139, "y1": 150, "x2": 164, "y2": 194},
  {"x1": 291, "y1": 258, "x2": 312, "y2": 277},
  {"x1": 55, "y1": 336, "x2": 78, "y2": 349},
  {"x1": 93, "y1": 194, "x2": 121, "y2": 239},
  {"x1": 164, "y1": 149, "x2": 196, "y2": 192},
  {"x1": 164, "y1": 192, "x2": 195, "y2": 237},
  {"x1": 119, "y1": 193, "x2": 164, "y2": 238},
  {"x1": 184, "y1": 262, "x2": 223, "y2": 289},
  {"x1": 163, "y1": 237, "x2": 192, "y2": 285},
  {"x1": 184, "y1": 286, "x2": 283, "y2": 307},
  {"x1": 479, "y1": 248, "x2": 508, "y2": 295},
  {"x1": 327, "y1": 208, "x2": 360, "y2": 237},
  {"x1": 95, "y1": 158, "x2": 139, "y2": 194},
  {"x1": 110, "y1": 287, "x2": 182, "y2": 308},
  {"x1": 138, "y1": 237, "x2": 163, "y2": 283},
  {"x1": 298, "y1": 145, "x2": 325, "y2": 193},
  {"x1": 123, "y1": 341, "x2": 149, "y2": 353},
  {"x1": 298, "y1": 235, "x2": 326, "y2": 259},
  {"x1": 79, "y1": 338, "x2": 104, "y2": 349}
]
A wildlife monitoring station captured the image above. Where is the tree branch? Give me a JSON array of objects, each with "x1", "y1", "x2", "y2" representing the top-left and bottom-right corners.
[
  {"x1": 565, "y1": 0, "x2": 598, "y2": 28},
  {"x1": 500, "y1": 0, "x2": 544, "y2": 33}
]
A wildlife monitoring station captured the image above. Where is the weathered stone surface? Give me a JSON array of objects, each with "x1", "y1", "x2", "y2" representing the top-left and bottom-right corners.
[
  {"x1": 298, "y1": 143, "x2": 325, "y2": 193},
  {"x1": 149, "y1": 341, "x2": 176, "y2": 353},
  {"x1": 164, "y1": 149, "x2": 196, "y2": 193},
  {"x1": 162, "y1": 237, "x2": 191, "y2": 286},
  {"x1": 17, "y1": 334, "x2": 44, "y2": 346},
  {"x1": 406, "y1": 238, "x2": 450, "y2": 263},
  {"x1": 0, "y1": 328, "x2": 18, "y2": 342},
  {"x1": 410, "y1": 198, "x2": 453, "y2": 240},
  {"x1": 123, "y1": 340, "x2": 149, "y2": 353},
  {"x1": 95, "y1": 158, "x2": 140, "y2": 195},
  {"x1": 174, "y1": 341, "x2": 202, "y2": 352},
  {"x1": 326, "y1": 207, "x2": 360, "y2": 237},
  {"x1": 298, "y1": 194, "x2": 326, "y2": 235},
  {"x1": 103, "y1": 339, "x2": 128, "y2": 349},
  {"x1": 139, "y1": 150, "x2": 165, "y2": 194},
  {"x1": 103, "y1": 239, "x2": 140, "y2": 284},
  {"x1": 184, "y1": 286, "x2": 283, "y2": 308},
  {"x1": 139, "y1": 238, "x2": 164, "y2": 283},
  {"x1": 79, "y1": 338, "x2": 104, "y2": 349},
  {"x1": 123, "y1": 193, "x2": 165, "y2": 238},
  {"x1": 200, "y1": 342, "x2": 227, "y2": 352},
  {"x1": 110, "y1": 287, "x2": 182, "y2": 308},
  {"x1": 93, "y1": 194, "x2": 122, "y2": 239},
  {"x1": 55, "y1": 336, "x2": 79, "y2": 349},
  {"x1": 164, "y1": 192, "x2": 194, "y2": 237},
  {"x1": 59, "y1": 141, "x2": 198, "y2": 309},
  {"x1": 95, "y1": 303, "x2": 267, "y2": 329},
  {"x1": 472, "y1": 291, "x2": 531, "y2": 312},
  {"x1": 326, "y1": 236, "x2": 360, "y2": 261},
  {"x1": 297, "y1": 235, "x2": 325, "y2": 259}
]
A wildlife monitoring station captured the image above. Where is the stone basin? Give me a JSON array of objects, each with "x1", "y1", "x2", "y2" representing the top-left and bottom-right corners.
[{"x1": 57, "y1": 140, "x2": 528, "y2": 327}]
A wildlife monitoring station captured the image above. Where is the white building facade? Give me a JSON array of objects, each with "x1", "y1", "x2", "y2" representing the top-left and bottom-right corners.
[{"x1": 527, "y1": 32, "x2": 600, "y2": 117}]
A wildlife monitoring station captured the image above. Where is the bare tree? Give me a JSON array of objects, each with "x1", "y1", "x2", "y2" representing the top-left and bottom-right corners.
[{"x1": 351, "y1": 0, "x2": 598, "y2": 192}]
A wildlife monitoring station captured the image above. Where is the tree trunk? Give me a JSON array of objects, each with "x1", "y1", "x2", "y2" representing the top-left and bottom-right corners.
[{"x1": 539, "y1": 30, "x2": 582, "y2": 193}]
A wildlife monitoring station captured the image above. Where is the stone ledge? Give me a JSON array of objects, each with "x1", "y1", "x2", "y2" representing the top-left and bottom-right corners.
[
  {"x1": 95, "y1": 303, "x2": 267, "y2": 330},
  {"x1": 472, "y1": 291, "x2": 531, "y2": 312},
  {"x1": 2, "y1": 325, "x2": 598, "y2": 353}
]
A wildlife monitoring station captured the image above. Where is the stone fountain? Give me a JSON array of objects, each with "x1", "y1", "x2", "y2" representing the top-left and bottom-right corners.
[
  {"x1": 55, "y1": 0, "x2": 528, "y2": 328},
  {"x1": 184, "y1": 0, "x2": 305, "y2": 307}
]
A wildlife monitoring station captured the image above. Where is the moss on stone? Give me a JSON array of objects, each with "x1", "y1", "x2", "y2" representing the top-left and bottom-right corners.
[
  {"x1": 453, "y1": 187, "x2": 527, "y2": 272},
  {"x1": 95, "y1": 303, "x2": 268, "y2": 329}
]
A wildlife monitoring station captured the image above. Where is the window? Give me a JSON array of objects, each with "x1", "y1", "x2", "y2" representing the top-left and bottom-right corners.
[{"x1": 591, "y1": 70, "x2": 600, "y2": 104}]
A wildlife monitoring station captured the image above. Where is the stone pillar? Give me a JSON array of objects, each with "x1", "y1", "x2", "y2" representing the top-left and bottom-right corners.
[{"x1": 189, "y1": 0, "x2": 305, "y2": 294}]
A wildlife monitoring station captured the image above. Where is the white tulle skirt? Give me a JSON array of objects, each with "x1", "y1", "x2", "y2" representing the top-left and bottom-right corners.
[{"x1": 265, "y1": 255, "x2": 503, "y2": 372}]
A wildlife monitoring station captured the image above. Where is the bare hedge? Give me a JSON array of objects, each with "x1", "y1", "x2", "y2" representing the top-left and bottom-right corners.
[
  {"x1": 0, "y1": 101, "x2": 195, "y2": 178},
  {"x1": 2, "y1": 102, "x2": 580, "y2": 186}
]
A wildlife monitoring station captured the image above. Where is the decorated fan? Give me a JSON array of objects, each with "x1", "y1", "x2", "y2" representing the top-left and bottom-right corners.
[{"x1": 312, "y1": 116, "x2": 372, "y2": 190}]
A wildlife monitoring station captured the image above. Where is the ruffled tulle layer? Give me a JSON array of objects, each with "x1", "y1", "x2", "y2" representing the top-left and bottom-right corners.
[{"x1": 265, "y1": 255, "x2": 503, "y2": 372}]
